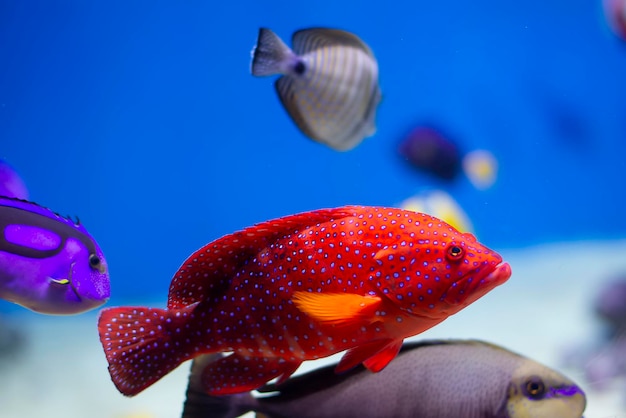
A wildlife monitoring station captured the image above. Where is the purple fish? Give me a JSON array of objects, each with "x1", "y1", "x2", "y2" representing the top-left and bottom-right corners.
[
  {"x1": 0, "y1": 160, "x2": 29, "y2": 200},
  {"x1": 0, "y1": 196, "x2": 110, "y2": 314}
]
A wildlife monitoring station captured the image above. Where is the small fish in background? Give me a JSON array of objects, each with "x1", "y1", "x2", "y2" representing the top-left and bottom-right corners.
[
  {"x1": 98, "y1": 206, "x2": 511, "y2": 397},
  {"x1": 603, "y1": 0, "x2": 626, "y2": 41},
  {"x1": 528, "y1": 82, "x2": 591, "y2": 149},
  {"x1": 397, "y1": 125, "x2": 463, "y2": 181},
  {"x1": 251, "y1": 28, "x2": 382, "y2": 151},
  {"x1": 0, "y1": 314, "x2": 25, "y2": 364},
  {"x1": 594, "y1": 276, "x2": 626, "y2": 335},
  {"x1": 580, "y1": 335, "x2": 626, "y2": 393},
  {"x1": 0, "y1": 160, "x2": 29, "y2": 200},
  {"x1": 399, "y1": 189, "x2": 474, "y2": 234},
  {"x1": 397, "y1": 125, "x2": 499, "y2": 190},
  {"x1": 565, "y1": 276, "x2": 626, "y2": 391},
  {"x1": 462, "y1": 149, "x2": 499, "y2": 190},
  {"x1": 0, "y1": 196, "x2": 110, "y2": 314},
  {"x1": 181, "y1": 339, "x2": 586, "y2": 418}
]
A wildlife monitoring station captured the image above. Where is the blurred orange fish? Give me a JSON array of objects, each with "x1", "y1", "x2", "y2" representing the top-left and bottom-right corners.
[{"x1": 98, "y1": 206, "x2": 511, "y2": 396}]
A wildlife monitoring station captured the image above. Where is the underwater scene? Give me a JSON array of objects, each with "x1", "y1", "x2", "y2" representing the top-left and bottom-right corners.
[{"x1": 1, "y1": 0, "x2": 626, "y2": 417}]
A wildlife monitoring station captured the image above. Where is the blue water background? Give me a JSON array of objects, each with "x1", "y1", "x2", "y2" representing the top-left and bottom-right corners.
[{"x1": 1, "y1": 1, "x2": 625, "y2": 302}]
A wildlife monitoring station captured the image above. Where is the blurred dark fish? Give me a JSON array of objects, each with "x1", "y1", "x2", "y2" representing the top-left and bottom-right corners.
[
  {"x1": 529, "y1": 82, "x2": 591, "y2": 149},
  {"x1": 0, "y1": 160, "x2": 29, "y2": 200},
  {"x1": 181, "y1": 339, "x2": 586, "y2": 418},
  {"x1": 595, "y1": 277, "x2": 626, "y2": 333},
  {"x1": 398, "y1": 125, "x2": 499, "y2": 189},
  {"x1": 0, "y1": 196, "x2": 110, "y2": 314},
  {"x1": 251, "y1": 28, "x2": 381, "y2": 151},
  {"x1": 580, "y1": 335, "x2": 626, "y2": 390},
  {"x1": 397, "y1": 126, "x2": 462, "y2": 181},
  {"x1": 603, "y1": 0, "x2": 626, "y2": 41},
  {"x1": 0, "y1": 315, "x2": 26, "y2": 364},
  {"x1": 562, "y1": 276, "x2": 626, "y2": 395}
]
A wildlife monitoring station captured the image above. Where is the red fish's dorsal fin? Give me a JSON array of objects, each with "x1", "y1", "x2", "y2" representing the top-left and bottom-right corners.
[{"x1": 168, "y1": 206, "x2": 359, "y2": 309}]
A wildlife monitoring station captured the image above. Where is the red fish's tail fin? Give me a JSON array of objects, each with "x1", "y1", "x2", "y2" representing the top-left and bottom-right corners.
[{"x1": 98, "y1": 305, "x2": 199, "y2": 396}]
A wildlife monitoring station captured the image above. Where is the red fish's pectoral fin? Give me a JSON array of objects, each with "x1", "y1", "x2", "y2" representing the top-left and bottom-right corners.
[
  {"x1": 201, "y1": 353, "x2": 302, "y2": 396},
  {"x1": 335, "y1": 339, "x2": 395, "y2": 374},
  {"x1": 98, "y1": 304, "x2": 198, "y2": 396},
  {"x1": 168, "y1": 207, "x2": 357, "y2": 309},
  {"x1": 362, "y1": 339, "x2": 403, "y2": 372},
  {"x1": 292, "y1": 291, "x2": 381, "y2": 326}
]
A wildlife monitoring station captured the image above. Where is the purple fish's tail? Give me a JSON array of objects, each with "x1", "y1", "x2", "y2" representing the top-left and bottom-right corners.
[{"x1": 98, "y1": 304, "x2": 200, "y2": 396}]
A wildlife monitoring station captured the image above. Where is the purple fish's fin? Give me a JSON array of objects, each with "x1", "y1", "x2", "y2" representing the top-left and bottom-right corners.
[
  {"x1": 168, "y1": 207, "x2": 357, "y2": 309},
  {"x1": 201, "y1": 353, "x2": 301, "y2": 396},
  {"x1": 98, "y1": 304, "x2": 200, "y2": 396},
  {"x1": 0, "y1": 160, "x2": 29, "y2": 200},
  {"x1": 335, "y1": 339, "x2": 395, "y2": 374},
  {"x1": 251, "y1": 28, "x2": 295, "y2": 76},
  {"x1": 362, "y1": 339, "x2": 403, "y2": 372},
  {"x1": 291, "y1": 291, "x2": 381, "y2": 325}
]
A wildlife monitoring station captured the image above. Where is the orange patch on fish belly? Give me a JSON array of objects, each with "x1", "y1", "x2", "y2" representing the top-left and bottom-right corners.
[{"x1": 291, "y1": 291, "x2": 382, "y2": 325}]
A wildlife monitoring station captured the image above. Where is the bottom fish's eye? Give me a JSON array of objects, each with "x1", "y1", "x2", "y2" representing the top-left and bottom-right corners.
[
  {"x1": 89, "y1": 254, "x2": 101, "y2": 268},
  {"x1": 522, "y1": 376, "x2": 546, "y2": 400}
]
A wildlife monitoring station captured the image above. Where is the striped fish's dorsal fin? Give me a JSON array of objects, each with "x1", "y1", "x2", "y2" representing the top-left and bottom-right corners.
[{"x1": 292, "y1": 28, "x2": 374, "y2": 57}]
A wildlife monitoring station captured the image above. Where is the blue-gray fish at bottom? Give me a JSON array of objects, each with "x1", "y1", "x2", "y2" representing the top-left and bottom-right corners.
[{"x1": 181, "y1": 339, "x2": 586, "y2": 418}]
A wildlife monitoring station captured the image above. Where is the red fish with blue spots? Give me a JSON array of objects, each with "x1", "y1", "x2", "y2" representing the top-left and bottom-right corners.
[{"x1": 98, "y1": 206, "x2": 511, "y2": 396}]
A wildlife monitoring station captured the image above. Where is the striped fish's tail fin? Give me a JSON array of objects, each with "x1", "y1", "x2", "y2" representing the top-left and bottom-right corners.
[
  {"x1": 251, "y1": 28, "x2": 295, "y2": 76},
  {"x1": 97, "y1": 304, "x2": 199, "y2": 396},
  {"x1": 182, "y1": 354, "x2": 257, "y2": 418}
]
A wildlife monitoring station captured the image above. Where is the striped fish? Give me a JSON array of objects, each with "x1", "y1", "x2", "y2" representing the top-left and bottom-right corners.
[{"x1": 251, "y1": 28, "x2": 382, "y2": 151}]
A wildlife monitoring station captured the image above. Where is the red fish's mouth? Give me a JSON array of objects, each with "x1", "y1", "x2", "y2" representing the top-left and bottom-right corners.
[{"x1": 442, "y1": 262, "x2": 512, "y2": 308}]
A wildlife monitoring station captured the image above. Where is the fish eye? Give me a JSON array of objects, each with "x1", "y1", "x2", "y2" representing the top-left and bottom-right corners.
[
  {"x1": 89, "y1": 254, "x2": 101, "y2": 268},
  {"x1": 522, "y1": 376, "x2": 546, "y2": 400},
  {"x1": 445, "y1": 244, "x2": 464, "y2": 262},
  {"x1": 293, "y1": 61, "x2": 306, "y2": 75}
]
